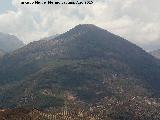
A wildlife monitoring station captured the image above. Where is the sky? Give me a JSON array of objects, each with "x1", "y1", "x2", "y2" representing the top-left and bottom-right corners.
[{"x1": 0, "y1": 0, "x2": 160, "y2": 51}]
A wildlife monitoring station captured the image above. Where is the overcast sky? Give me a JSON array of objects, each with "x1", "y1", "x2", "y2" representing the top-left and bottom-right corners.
[{"x1": 0, "y1": 0, "x2": 160, "y2": 51}]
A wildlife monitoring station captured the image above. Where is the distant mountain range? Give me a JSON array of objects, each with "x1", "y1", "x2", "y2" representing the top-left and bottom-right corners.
[
  {"x1": 150, "y1": 49, "x2": 160, "y2": 59},
  {"x1": 0, "y1": 32, "x2": 24, "y2": 53},
  {"x1": 142, "y1": 40, "x2": 160, "y2": 51},
  {"x1": 0, "y1": 49, "x2": 5, "y2": 58},
  {"x1": 0, "y1": 24, "x2": 160, "y2": 119},
  {"x1": 41, "y1": 34, "x2": 59, "y2": 41}
]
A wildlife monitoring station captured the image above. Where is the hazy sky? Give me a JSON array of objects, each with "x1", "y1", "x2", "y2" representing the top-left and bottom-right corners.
[{"x1": 0, "y1": 0, "x2": 160, "y2": 50}]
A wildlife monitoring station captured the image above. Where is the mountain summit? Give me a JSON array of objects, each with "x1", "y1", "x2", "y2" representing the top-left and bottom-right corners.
[
  {"x1": 8, "y1": 24, "x2": 153, "y2": 60},
  {"x1": 0, "y1": 25, "x2": 160, "y2": 117}
]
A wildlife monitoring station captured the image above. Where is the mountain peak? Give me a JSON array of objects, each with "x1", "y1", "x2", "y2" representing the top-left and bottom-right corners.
[
  {"x1": 74, "y1": 24, "x2": 99, "y2": 29},
  {"x1": 0, "y1": 32, "x2": 24, "y2": 52},
  {"x1": 55, "y1": 24, "x2": 106, "y2": 41},
  {"x1": 71, "y1": 24, "x2": 105, "y2": 32}
]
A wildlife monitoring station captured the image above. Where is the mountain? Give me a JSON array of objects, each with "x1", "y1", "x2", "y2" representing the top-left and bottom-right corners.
[
  {"x1": 141, "y1": 40, "x2": 160, "y2": 51},
  {"x1": 0, "y1": 24, "x2": 160, "y2": 119},
  {"x1": 41, "y1": 34, "x2": 59, "y2": 41},
  {"x1": 0, "y1": 32, "x2": 24, "y2": 52},
  {"x1": 150, "y1": 49, "x2": 160, "y2": 59},
  {"x1": 0, "y1": 49, "x2": 5, "y2": 58}
]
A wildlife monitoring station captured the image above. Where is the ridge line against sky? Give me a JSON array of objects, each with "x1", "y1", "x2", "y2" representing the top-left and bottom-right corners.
[{"x1": 0, "y1": 0, "x2": 160, "y2": 51}]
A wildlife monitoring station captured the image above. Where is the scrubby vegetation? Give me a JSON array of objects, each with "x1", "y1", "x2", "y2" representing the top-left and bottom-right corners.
[{"x1": 0, "y1": 24, "x2": 160, "y2": 119}]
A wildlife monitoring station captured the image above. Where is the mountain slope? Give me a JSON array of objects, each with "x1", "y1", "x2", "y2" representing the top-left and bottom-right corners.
[
  {"x1": 0, "y1": 32, "x2": 24, "y2": 52},
  {"x1": 150, "y1": 49, "x2": 160, "y2": 59},
  {"x1": 0, "y1": 24, "x2": 160, "y2": 112}
]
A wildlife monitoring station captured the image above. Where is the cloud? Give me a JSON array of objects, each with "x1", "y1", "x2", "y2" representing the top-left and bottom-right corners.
[{"x1": 0, "y1": 0, "x2": 160, "y2": 50}]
